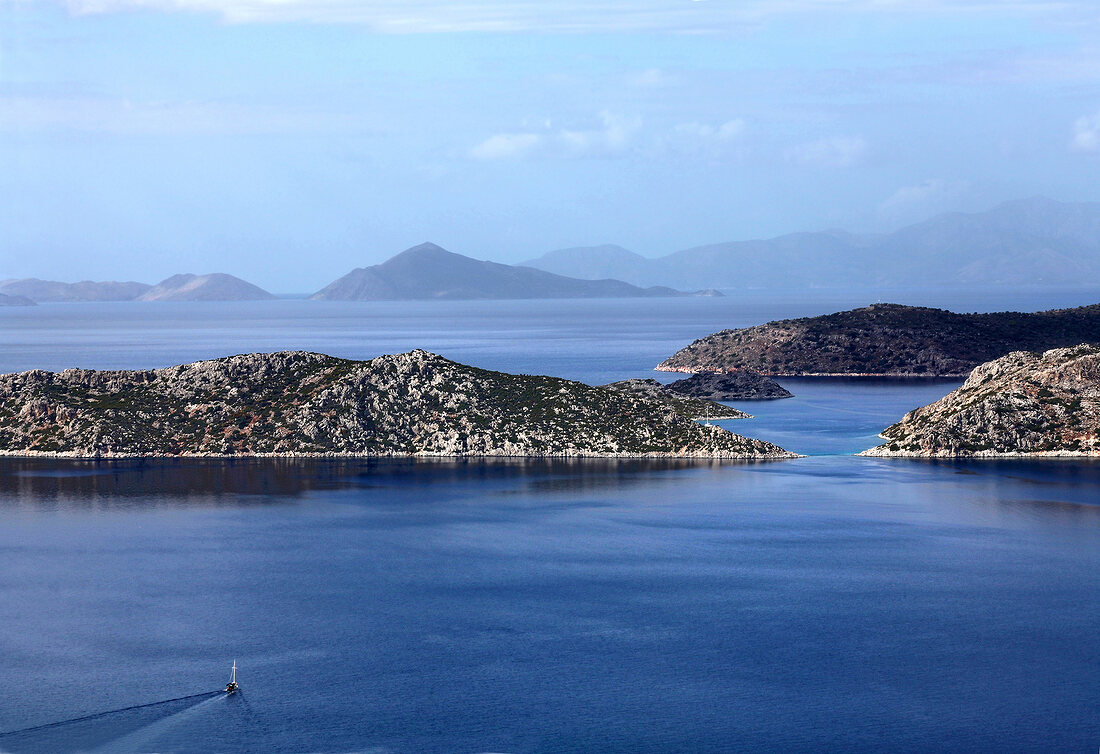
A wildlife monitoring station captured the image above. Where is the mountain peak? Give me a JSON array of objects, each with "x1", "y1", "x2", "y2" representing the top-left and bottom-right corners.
[{"x1": 392, "y1": 242, "x2": 452, "y2": 259}]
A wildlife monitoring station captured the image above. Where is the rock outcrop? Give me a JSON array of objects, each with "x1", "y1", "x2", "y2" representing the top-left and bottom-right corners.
[
  {"x1": 0, "y1": 350, "x2": 797, "y2": 458},
  {"x1": 861, "y1": 345, "x2": 1100, "y2": 457},
  {"x1": 657, "y1": 302, "x2": 1100, "y2": 377},
  {"x1": 601, "y1": 378, "x2": 751, "y2": 419}
]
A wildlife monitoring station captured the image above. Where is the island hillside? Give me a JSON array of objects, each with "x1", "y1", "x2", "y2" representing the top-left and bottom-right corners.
[
  {"x1": 311, "y1": 243, "x2": 701, "y2": 301},
  {"x1": 861, "y1": 345, "x2": 1100, "y2": 457},
  {"x1": 657, "y1": 302, "x2": 1100, "y2": 377},
  {"x1": 0, "y1": 350, "x2": 795, "y2": 458},
  {"x1": 138, "y1": 273, "x2": 275, "y2": 302}
]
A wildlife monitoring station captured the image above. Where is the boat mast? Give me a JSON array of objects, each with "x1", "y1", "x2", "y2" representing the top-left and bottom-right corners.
[{"x1": 230, "y1": 660, "x2": 237, "y2": 685}]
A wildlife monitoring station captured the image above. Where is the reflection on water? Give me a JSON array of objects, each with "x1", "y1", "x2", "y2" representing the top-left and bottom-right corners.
[{"x1": 0, "y1": 456, "x2": 776, "y2": 511}]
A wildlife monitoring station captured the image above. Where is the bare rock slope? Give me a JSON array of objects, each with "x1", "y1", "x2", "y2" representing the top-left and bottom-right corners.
[
  {"x1": 0, "y1": 350, "x2": 795, "y2": 458},
  {"x1": 862, "y1": 345, "x2": 1100, "y2": 457},
  {"x1": 658, "y1": 303, "x2": 1100, "y2": 377}
]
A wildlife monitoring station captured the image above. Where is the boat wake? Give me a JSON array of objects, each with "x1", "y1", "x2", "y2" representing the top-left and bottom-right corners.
[{"x1": 0, "y1": 690, "x2": 223, "y2": 753}]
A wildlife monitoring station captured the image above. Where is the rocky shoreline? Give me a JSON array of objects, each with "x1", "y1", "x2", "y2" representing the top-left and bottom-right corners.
[{"x1": 861, "y1": 345, "x2": 1100, "y2": 457}]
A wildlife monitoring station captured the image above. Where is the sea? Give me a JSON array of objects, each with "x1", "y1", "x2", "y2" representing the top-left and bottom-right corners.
[{"x1": 0, "y1": 289, "x2": 1098, "y2": 753}]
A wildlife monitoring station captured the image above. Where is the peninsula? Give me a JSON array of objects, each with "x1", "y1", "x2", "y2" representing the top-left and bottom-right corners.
[
  {"x1": 862, "y1": 345, "x2": 1100, "y2": 457},
  {"x1": 0, "y1": 350, "x2": 795, "y2": 458},
  {"x1": 657, "y1": 302, "x2": 1100, "y2": 377}
]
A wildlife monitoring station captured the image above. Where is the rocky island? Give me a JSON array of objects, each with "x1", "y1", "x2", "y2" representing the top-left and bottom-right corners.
[
  {"x1": 861, "y1": 345, "x2": 1100, "y2": 457},
  {"x1": 657, "y1": 302, "x2": 1100, "y2": 377},
  {"x1": 601, "y1": 379, "x2": 751, "y2": 419},
  {"x1": 0, "y1": 350, "x2": 796, "y2": 459},
  {"x1": 662, "y1": 371, "x2": 793, "y2": 400}
]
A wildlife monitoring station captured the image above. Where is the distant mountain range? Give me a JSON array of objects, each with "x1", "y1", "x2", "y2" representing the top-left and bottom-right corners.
[
  {"x1": 8, "y1": 197, "x2": 1100, "y2": 302},
  {"x1": 311, "y1": 242, "x2": 712, "y2": 300},
  {"x1": 0, "y1": 274, "x2": 273, "y2": 303},
  {"x1": 523, "y1": 197, "x2": 1100, "y2": 289},
  {"x1": 0, "y1": 279, "x2": 152, "y2": 302}
]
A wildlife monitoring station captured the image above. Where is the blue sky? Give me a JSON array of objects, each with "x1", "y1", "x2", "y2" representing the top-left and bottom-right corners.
[{"x1": 2, "y1": 0, "x2": 1100, "y2": 291}]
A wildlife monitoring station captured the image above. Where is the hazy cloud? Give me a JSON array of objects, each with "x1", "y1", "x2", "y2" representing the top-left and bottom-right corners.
[
  {"x1": 785, "y1": 136, "x2": 867, "y2": 168},
  {"x1": 1071, "y1": 111, "x2": 1100, "y2": 152},
  {"x1": 879, "y1": 178, "x2": 969, "y2": 218},
  {"x1": 674, "y1": 119, "x2": 746, "y2": 141},
  {"x1": 468, "y1": 132, "x2": 542, "y2": 160},
  {"x1": 469, "y1": 112, "x2": 638, "y2": 160},
  {"x1": 629, "y1": 69, "x2": 678, "y2": 88},
  {"x1": 41, "y1": 0, "x2": 1095, "y2": 32}
]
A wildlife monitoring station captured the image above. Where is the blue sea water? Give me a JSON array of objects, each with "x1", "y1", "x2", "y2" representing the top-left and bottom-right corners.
[{"x1": 0, "y1": 292, "x2": 1098, "y2": 753}]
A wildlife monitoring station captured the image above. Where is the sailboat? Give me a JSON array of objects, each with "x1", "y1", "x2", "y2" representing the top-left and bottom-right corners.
[{"x1": 225, "y1": 660, "x2": 239, "y2": 694}]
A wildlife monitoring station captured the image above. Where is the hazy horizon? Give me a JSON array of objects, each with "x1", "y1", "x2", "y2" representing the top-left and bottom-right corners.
[{"x1": 4, "y1": 1, "x2": 1100, "y2": 290}]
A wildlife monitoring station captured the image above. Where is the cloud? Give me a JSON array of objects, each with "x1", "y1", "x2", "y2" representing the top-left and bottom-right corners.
[
  {"x1": 629, "y1": 69, "x2": 678, "y2": 88},
  {"x1": 879, "y1": 178, "x2": 968, "y2": 215},
  {"x1": 469, "y1": 112, "x2": 638, "y2": 160},
  {"x1": 1071, "y1": 111, "x2": 1100, "y2": 152},
  {"x1": 468, "y1": 132, "x2": 542, "y2": 160},
  {"x1": 785, "y1": 136, "x2": 866, "y2": 168},
  {"x1": 38, "y1": 0, "x2": 1096, "y2": 33},
  {"x1": 674, "y1": 119, "x2": 746, "y2": 141}
]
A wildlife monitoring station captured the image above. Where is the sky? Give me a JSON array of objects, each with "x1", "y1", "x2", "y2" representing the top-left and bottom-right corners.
[{"x1": 2, "y1": 0, "x2": 1100, "y2": 292}]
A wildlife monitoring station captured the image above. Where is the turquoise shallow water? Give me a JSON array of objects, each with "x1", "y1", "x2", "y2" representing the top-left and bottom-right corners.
[{"x1": 0, "y1": 293, "x2": 1098, "y2": 752}]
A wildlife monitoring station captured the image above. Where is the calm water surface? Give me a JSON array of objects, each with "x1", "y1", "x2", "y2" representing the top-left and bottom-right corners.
[{"x1": 0, "y1": 293, "x2": 1098, "y2": 752}]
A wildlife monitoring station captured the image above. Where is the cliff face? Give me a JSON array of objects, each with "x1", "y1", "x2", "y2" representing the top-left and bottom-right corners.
[
  {"x1": 0, "y1": 350, "x2": 795, "y2": 459},
  {"x1": 861, "y1": 345, "x2": 1100, "y2": 457},
  {"x1": 657, "y1": 303, "x2": 1100, "y2": 377}
]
